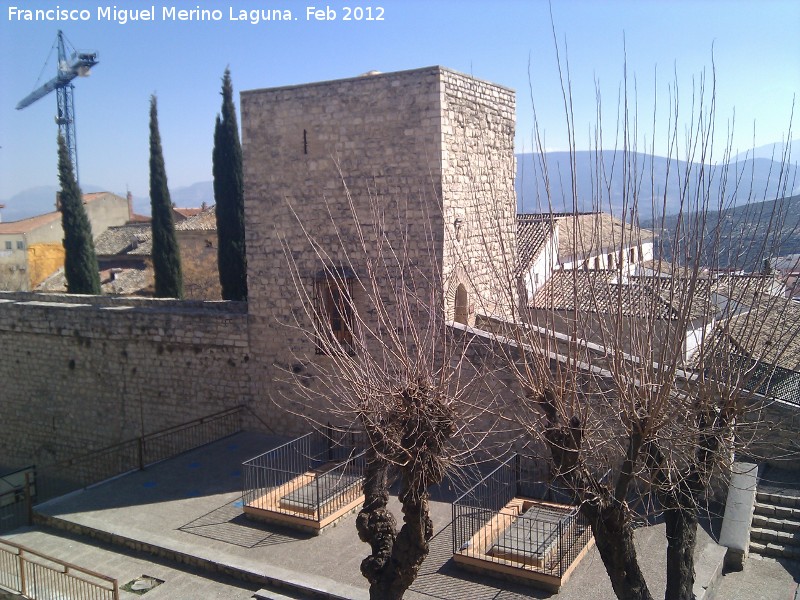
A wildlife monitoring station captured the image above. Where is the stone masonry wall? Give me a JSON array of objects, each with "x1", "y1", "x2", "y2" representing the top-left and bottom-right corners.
[
  {"x1": 242, "y1": 67, "x2": 446, "y2": 434},
  {"x1": 440, "y1": 70, "x2": 517, "y2": 323},
  {"x1": 0, "y1": 293, "x2": 251, "y2": 471},
  {"x1": 241, "y1": 66, "x2": 516, "y2": 434}
]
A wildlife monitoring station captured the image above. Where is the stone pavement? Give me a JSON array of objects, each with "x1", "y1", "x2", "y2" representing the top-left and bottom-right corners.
[
  {"x1": 1, "y1": 431, "x2": 796, "y2": 599},
  {"x1": 2, "y1": 528, "x2": 260, "y2": 599}
]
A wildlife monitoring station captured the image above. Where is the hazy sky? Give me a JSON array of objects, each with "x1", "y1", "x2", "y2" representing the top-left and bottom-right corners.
[{"x1": 1, "y1": 0, "x2": 798, "y2": 202}]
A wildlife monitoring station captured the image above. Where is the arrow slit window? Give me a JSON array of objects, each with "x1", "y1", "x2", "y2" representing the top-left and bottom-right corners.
[{"x1": 314, "y1": 268, "x2": 355, "y2": 354}]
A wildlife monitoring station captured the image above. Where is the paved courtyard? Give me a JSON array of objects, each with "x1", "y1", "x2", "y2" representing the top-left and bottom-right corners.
[{"x1": 1, "y1": 431, "x2": 798, "y2": 599}]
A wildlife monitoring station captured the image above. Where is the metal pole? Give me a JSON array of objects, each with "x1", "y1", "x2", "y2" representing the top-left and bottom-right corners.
[
  {"x1": 138, "y1": 437, "x2": 144, "y2": 471},
  {"x1": 24, "y1": 471, "x2": 33, "y2": 525}
]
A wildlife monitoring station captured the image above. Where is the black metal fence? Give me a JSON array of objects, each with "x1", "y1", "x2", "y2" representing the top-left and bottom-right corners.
[
  {"x1": 0, "y1": 466, "x2": 36, "y2": 535},
  {"x1": 242, "y1": 428, "x2": 365, "y2": 525},
  {"x1": 0, "y1": 407, "x2": 245, "y2": 534},
  {"x1": 452, "y1": 454, "x2": 591, "y2": 579},
  {"x1": 37, "y1": 406, "x2": 243, "y2": 500}
]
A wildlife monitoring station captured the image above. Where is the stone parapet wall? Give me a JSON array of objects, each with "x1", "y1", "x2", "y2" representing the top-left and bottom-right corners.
[
  {"x1": 0, "y1": 293, "x2": 252, "y2": 470},
  {"x1": 746, "y1": 399, "x2": 800, "y2": 468}
]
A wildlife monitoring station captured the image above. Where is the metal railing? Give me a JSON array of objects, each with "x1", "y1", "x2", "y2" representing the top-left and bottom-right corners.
[
  {"x1": 452, "y1": 454, "x2": 591, "y2": 578},
  {"x1": 242, "y1": 428, "x2": 365, "y2": 524},
  {"x1": 0, "y1": 467, "x2": 36, "y2": 535},
  {"x1": 38, "y1": 406, "x2": 243, "y2": 500},
  {"x1": 0, "y1": 537, "x2": 118, "y2": 600}
]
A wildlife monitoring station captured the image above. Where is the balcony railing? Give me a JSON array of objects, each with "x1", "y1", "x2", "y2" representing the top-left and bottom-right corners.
[{"x1": 0, "y1": 537, "x2": 118, "y2": 600}]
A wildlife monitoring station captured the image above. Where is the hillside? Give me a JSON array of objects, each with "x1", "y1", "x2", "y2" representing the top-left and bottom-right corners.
[{"x1": 644, "y1": 194, "x2": 800, "y2": 271}]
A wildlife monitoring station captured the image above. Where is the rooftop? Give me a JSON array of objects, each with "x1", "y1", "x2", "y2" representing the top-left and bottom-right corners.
[
  {"x1": 0, "y1": 192, "x2": 123, "y2": 235},
  {"x1": 516, "y1": 213, "x2": 657, "y2": 272},
  {"x1": 530, "y1": 270, "x2": 712, "y2": 320}
]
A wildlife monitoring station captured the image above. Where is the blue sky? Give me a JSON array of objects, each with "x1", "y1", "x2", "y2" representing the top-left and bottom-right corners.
[{"x1": 1, "y1": 0, "x2": 798, "y2": 203}]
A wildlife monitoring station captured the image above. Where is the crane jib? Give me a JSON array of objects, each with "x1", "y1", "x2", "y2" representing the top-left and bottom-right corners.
[
  {"x1": 16, "y1": 31, "x2": 99, "y2": 185},
  {"x1": 16, "y1": 52, "x2": 98, "y2": 110}
]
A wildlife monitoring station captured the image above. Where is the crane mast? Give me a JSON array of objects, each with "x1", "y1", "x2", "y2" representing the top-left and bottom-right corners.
[{"x1": 16, "y1": 30, "x2": 98, "y2": 183}]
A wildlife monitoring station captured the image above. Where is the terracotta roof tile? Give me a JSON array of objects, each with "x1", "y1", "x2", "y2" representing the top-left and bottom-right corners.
[
  {"x1": 0, "y1": 192, "x2": 123, "y2": 234},
  {"x1": 176, "y1": 205, "x2": 216, "y2": 231},
  {"x1": 94, "y1": 224, "x2": 151, "y2": 256},
  {"x1": 530, "y1": 270, "x2": 711, "y2": 320},
  {"x1": 516, "y1": 215, "x2": 555, "y2": 274}
]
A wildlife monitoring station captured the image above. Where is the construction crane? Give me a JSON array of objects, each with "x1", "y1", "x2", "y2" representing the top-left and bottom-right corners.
[{"x1": 16, "y1": 30, "x2": 98, "y2": 183}]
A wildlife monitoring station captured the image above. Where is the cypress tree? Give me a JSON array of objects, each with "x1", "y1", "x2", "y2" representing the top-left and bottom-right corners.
[
  {"x1": 149, "y1": 95, "x2": 183, "y2": 299},
  {"x1": 57, "y1": 134, "x2": 101, "y2": 295},
  {"x1": 213, "y1": 67, "x2": 248, "y2": 300}
]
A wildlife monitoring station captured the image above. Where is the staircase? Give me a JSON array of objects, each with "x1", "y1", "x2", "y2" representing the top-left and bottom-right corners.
[{"x1": 749, "y1": 469, "x2": 800, "y2": 560}]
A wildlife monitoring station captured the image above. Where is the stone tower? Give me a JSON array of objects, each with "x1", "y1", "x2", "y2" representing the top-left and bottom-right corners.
[{"x1": 241, "y1": 66, "x2": 516, "y2": 431}]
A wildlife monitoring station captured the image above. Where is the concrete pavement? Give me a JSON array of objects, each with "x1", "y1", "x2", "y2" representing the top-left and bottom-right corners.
[{"x1": 1, "y1": 431, "x2": 796, "y2": 599}]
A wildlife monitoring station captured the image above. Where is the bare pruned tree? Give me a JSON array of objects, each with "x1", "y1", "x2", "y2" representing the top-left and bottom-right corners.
[
  {"x1": 458, "y1": 38, "x2": 798, "y2": 600},
  {"x1": 275, "y1": 175, "x2": 501, "y2": 600}
]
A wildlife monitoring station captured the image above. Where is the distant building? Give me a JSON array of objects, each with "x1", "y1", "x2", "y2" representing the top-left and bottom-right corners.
[
  {"x1": 0, "y1": 192, "x2": 130, "y2": 291},
  {"x1": 43, "y1": 204, "x2": 220, "y2": 298},
  {"x1": 516, "y1": 212, "x2": 655, "y2": 303}
]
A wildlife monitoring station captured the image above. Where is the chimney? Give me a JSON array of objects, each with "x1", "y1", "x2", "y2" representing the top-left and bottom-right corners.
[{"x1": 127, "y1": 191, "x2": 133, "y2": 221}]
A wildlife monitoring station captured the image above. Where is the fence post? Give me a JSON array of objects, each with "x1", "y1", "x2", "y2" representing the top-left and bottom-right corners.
[
  {"x1": 451, "y1": 502, "x2": 457, "y2": 555},
  {"x1": 18, "y1": 549, "x2": 26, "y2": 596},
  {"x1": 315, "y1": 472, "x2": 322, "y2": 522},
  {"x1": 558, "y1": 520, "x2": 564, "y2": 576},
  {"x1": 138, "y1": 437, "x2": 145, "y2": 471},
  {"x1": 24, "y1": 471, "x2": 33, "y2": 526},
  {"x1": 326, "y1": 422, "x2": 333, "y2": 461}
]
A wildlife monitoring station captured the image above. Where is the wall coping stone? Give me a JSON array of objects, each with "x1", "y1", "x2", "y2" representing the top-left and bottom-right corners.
[{"x1": 241, "y1": 65, "x2": 514, "y2": 97}]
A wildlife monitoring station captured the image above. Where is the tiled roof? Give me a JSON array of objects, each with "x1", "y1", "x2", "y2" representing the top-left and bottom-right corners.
[
  {"x1": 556, "y1": 213, "x2": 655, "y2": 262},
  {"x1": 515, "y1": 212, "x2": 656, "y2": 272},
  {"x1": 176, "y1": 205, "x2": 216, "y2": 231},
  {"x1": 128, "y1": 237, "x2": 153, "y2": 256},
  {"x1": 516, "y1": 215, "x2": 555, "y2": 275},
  {"x1": 707, "y1": 276, "x2": 800, "y2": 373},
  {"x1": 530, "y1": 270, "x2": 711, "y2": 320},
  {"x1": 128, "y1": 213, "x2": 151, "y2": 223},
  {"x1": 36, "y1": 267, "x2": 152, "y2": 296},
  {"x1": 0, "y1": 211, "x2": 60, "y2": 235},
  {"x1": 722, "y1": 297, "x2": 800, "y2": 372},
  {"x1": 94, "y1": 224, "x2": 151, "y2": 256},
  {"x1": 173, "y1": 207, "x2": 204, "y2": 220}
]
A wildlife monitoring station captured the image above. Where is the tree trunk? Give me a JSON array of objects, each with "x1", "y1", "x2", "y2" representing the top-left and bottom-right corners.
[
  {"x1": 663, "y1": 505, "x2": 697, "y2": 600},
  {"x1": 369, "y1": 476, "x2": 433, "y2": 600},
  {"x1": 356, "y1": 449, "x2": 396, "y2": 596},
  {"x1": 356, "y1": 450, "x2": 434, "y2": 600},
  {"x1": 584, "y1": 499, "x2": 655, "y2": 600}
]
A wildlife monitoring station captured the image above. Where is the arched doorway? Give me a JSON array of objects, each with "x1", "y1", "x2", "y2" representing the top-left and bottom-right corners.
[{"x1": 454, "y1": 284, "x2": 468, "y2": 325}]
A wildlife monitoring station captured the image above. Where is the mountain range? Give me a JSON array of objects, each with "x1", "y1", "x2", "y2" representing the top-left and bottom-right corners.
[
  {"x1": 516, "y1": 145, "x2": 799, "y2": 217},
  {"x1": 2, "y1": 141, "x2": 797, "y2": 224}
]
